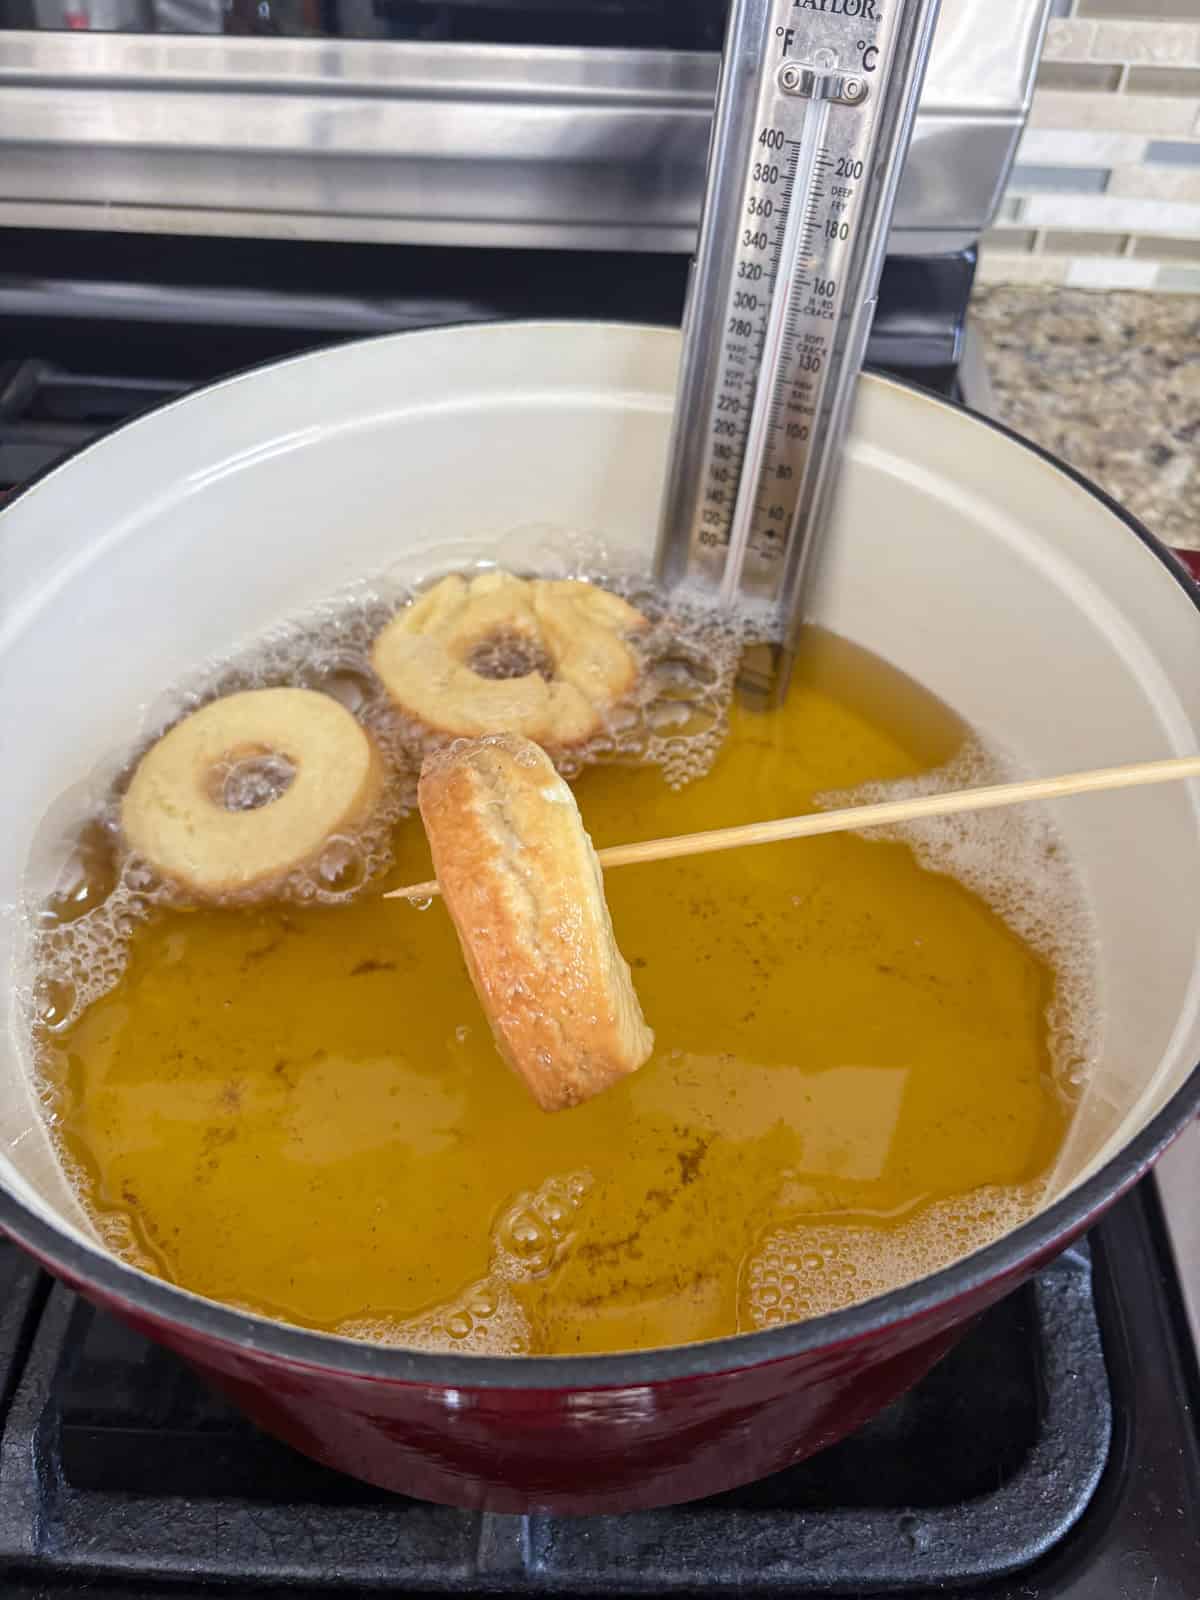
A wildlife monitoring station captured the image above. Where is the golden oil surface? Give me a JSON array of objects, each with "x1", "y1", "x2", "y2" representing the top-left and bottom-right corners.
[{"x1": 46, "y1": 631, "x2": 1068, "y2": 1354}]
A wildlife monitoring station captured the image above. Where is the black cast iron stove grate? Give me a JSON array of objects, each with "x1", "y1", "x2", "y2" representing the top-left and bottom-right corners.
[
  {"x1": 0, "y1": 1187, "x2": 1195, "y2": 1597},
  {"x1": 0, "y1": 1244, "x2": 1105, "y2": 1591}
]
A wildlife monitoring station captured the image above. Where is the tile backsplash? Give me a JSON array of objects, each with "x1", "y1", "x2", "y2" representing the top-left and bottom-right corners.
[{"x1": 979, "y1": 2, "x2": 1200, "y2": 294}]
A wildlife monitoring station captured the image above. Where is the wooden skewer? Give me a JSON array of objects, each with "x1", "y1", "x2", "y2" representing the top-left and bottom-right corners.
[{"x1": 383, "y1": 754, "x2": 1200, "y2": 903}]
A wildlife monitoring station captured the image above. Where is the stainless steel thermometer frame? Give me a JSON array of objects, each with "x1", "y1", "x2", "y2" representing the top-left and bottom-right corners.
[{"x1": 657, "y1": 0, "x2": 942, "y2": 695}]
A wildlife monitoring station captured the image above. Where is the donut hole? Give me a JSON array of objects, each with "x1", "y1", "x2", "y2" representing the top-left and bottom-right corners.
[
  {"x1": 465, "y1": 629, "x2": 555, "y2": 683},
  {"x1": 208, "y1": 747, "x2": 298, "y2": 813}
]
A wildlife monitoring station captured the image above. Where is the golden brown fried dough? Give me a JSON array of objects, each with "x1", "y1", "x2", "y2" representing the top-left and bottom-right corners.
[
  {"x1": 122, "y1": 688, "x2": 382, "y2": 899},
  {"x1": 372, "y1": 571, "x2": 647, "y2": 751},
  {"x1": 418, "y1": 732, "x2": 654, "y2": 1111}
]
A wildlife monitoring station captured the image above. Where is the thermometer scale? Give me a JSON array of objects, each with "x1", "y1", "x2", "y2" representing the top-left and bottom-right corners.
[{"x1": 657, "y1": 0, "x2": 942, "y2": 696}]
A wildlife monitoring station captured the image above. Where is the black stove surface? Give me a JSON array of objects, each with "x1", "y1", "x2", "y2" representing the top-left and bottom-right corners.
[
  {"x1": 0, "y1": 1186, "x2": 1194, "y2": 1597},
  {"x1": 352, "y1": 0, "x2": 730, "y2": 49},
  {"x1": 0, "y1": 237, "x2": 974, "y2": 490},
  {"x1": 0, "y1": 0, "x2": 731, "y2": 47}
]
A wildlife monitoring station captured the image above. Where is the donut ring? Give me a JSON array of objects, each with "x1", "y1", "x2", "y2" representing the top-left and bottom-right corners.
[
  {"x1": 121, "y1": 688, "x2": 383, "y2": 899},
  {"x1": 371, "y1": 571, "x2": 648, "y2": 750},
  {"x1": 418, "y1": 732, "x2": 654, "y2": 1112}
]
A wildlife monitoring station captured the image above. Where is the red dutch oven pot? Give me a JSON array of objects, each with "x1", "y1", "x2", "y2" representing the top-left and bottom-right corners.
[{"x1": 0, "y1": 323, "x2": 1196, "y2": 1513}]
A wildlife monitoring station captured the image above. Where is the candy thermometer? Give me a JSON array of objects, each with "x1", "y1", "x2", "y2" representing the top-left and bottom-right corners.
[{"x1": 657, "y1": 0, "x2": 943, "y2": 698}]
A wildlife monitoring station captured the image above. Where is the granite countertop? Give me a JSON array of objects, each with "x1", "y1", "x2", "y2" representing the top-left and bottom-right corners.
[{"x1": 972, "y1": 287, "x2": 1200, "y2": 555}]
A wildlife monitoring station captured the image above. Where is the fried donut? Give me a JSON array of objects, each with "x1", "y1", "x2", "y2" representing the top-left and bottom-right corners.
[
  {"x1": 418, "y1": 732, "x2": 654, "y2": 1112},
  {"x1": 371, "y1": 571, "x2": 648, "y2": 750},
  {"x1": 121, "y1": 688, "x2": 383, "y2": 899}
]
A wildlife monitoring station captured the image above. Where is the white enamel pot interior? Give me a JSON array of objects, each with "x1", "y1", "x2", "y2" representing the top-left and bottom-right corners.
[{"x1": 0, "y1": 321, "x2": 1197, "y2": 1359}]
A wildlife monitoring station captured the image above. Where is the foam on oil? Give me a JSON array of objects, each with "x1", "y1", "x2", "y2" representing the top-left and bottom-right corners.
[
  {"x1": 742, "y1": 1184, "x2": 1041, "y2": 1328},
  {"x1": 30, "y1": 571, "x2": 745, "y2": 1038}
]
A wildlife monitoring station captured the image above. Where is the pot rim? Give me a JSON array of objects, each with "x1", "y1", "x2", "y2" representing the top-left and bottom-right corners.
[{"x1": 1, "y1": 320, "x2": 1197, "y2": 1390}]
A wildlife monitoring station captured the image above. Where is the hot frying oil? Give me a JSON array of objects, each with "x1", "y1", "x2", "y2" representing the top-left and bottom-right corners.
[{"x1": 43, "y1": 629, "x2": 1071, "y2": 1355}]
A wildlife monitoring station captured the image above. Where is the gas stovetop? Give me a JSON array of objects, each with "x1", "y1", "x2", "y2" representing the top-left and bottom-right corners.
[
  {"x1": 0, "y1": 245, "x2": 1197, "y2": 1597},
  {"x1": 0, "y1": 1187, "x2": 1194, "y2": 1596}
]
